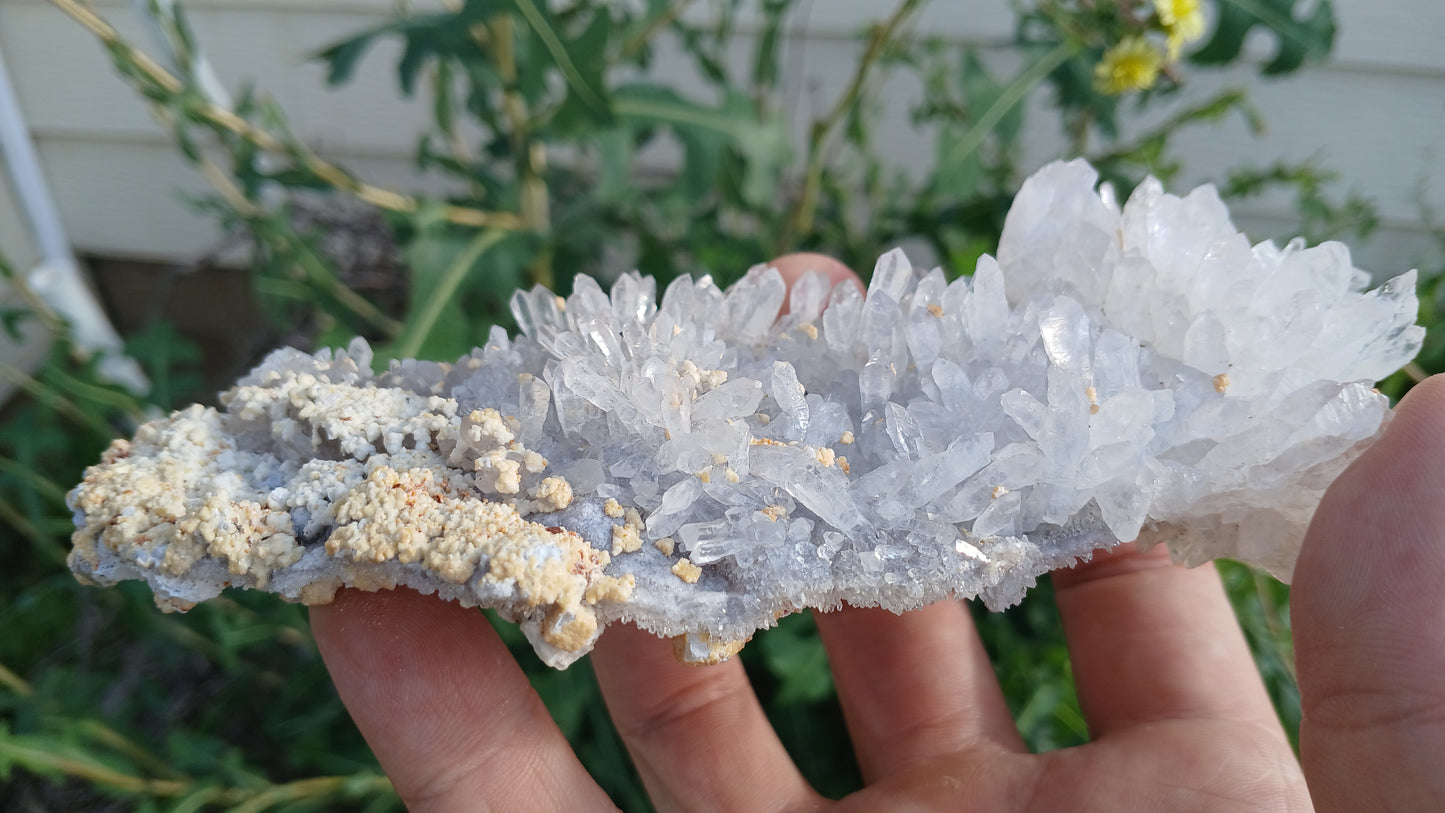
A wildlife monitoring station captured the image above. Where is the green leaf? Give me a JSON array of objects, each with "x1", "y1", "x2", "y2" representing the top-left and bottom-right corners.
[
  {"x1": 723, "y1": 92, "x2": 792, "y2": 209},
  {"x1": 387, "y1": 227, "x2": 512, "y2": 361},
  {"x1": 1192, "y1": 0, "x2": 1336, "y2": 75},
  {"x1": 592, "y1": 126, "x2": 634, "y2": 203},
  {"x1": 317, "y1": 4, "x2": 508, "y2": 93},
  {"x1": 317, "y1": 27, "x2": 389, "y2": 87},
  {"x1": 614, "y1": 84, "x2": 724, "y2": 197},
  {"x1": 0, "y1": 307, "x2": 33, "y2": 342},
  {"x1": 750, "y1": 0, "x2": 791, "y2": 91},
  {"x1": 123, "y1": 321, "x2": 204, "y2": 409},
  {"x1": 431, "y1": 59, "x2": 459, "y2": 139},
  {"x1": 931, "y1": 122, "x2": 983, "y2": 202},
  {"x1": 511, "y1": 0, "x2": 614, "y2": 126},
  {"x1": 613, "y1": 85, "x2": 790, "y2": 207},
  {"x1": 757, "y1": 614, "x2": 833, "y2": 706},
  {"x1": 960, "y1": 50, "x2": 1023, "y2": 147},
  {"x1": 166, "y1": 1, "x2": 201, "y2": 63},
  {"x1": 939, "y1": 41, "x2": 1075, "y2": 191}
]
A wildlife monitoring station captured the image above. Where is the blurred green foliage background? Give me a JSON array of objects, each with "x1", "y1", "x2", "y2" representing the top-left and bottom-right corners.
[{"x1": 2, "y1": 0, "x2": 1439, "y2": 808}]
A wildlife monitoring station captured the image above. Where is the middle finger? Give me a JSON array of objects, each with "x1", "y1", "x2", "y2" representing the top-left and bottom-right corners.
[
  {"x1": 590, "y1": 623, "x2": 822, "y2": 812},
  {"x1": 1052, "y1": 543, "x2": 1287, "y2": 740},
  {"x1": 815, "y1": 598, "x2": 1027, "y2": 783}
]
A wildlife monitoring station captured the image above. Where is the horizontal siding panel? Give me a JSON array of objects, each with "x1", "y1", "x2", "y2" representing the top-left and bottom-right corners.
[
  {"x1": 8, "y1": 0, "x2": 1441, "y2": 74},
  {"x1": 34, "y1": 138, "x2": 228, "y2": 259},
  {"x1": 31, "y1": 138, "x2": 462, "y2": 261},
  {"x1": 1144, "y1": 65, "x2": 1445, "y2": 228},
  {"x1": 1331, "y1": 0, "x2": 1445, "y2": 72},
  {"x1": 0, "y1": 3, "x2": 433, "y2": 153},
  {"x1": 676, "y1": 0, "x2": 1441, "y2": 73}
]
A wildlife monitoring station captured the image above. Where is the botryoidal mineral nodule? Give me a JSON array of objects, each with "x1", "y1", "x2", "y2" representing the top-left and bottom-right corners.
[{"x1": 68, "y1": 160, "x2": 1423, "y2": 667}]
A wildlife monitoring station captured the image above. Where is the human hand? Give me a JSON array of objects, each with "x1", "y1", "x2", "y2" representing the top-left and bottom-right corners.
[{"x1": 310, "y1": 256, "x2": 1445, "y2": 811}]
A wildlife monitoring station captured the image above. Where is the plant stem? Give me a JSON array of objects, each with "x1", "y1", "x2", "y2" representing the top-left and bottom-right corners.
[
  {"x1": 0, "y1": 739, "x2": 190, "y2": 796},
  {"x1": 0, "y1": 360, "x2": 118, "y2": 438},
  {"x1": 394, "y1": 228, "x2": 508, "y2": 359},
  {"x1": 73, "y1": 719, "x2": 186, "y2": 782},
  {"x1": 937, "y1": 40, "x2": 1075, "y2": 180},
  {"x1": 780, "y1": 0, "x2": 923, "y2": 250},
  {"x1": 189, "y1": 159, "x2": 404, "y2": 338},
  {"x1": 48, "y1": 0, "x2": 523, "y2": 232},
  {"x1": 1088, "y1": 88, "x2": 1255, "y2": 166},
  {"x1": 0, "y1": 455, "x2": 70, "y2": 504},
  {"x1": 253, "y1": 217, "x2": 405, "y2": 337},
  {"x1": 0, "y1": 257, "x2": 66, "y2": 336},
  {"x1": 228, "y1": 775, "x2": 393, "y2": 813},
  {"x1": 492, "y1": 15, "x2": 554, "y2": 289},
  {"x1": 45, "y1": 362, "x2": 146, "y2": 418},
  {"x1": 0, "y1": 497, "x2": 66, "y2": 564},
  {"x1": 620, "y1": 0, "x2": 695, "y2": 61},
  {"x1": 0, "y1": 661, "x2": 32, "y2": 697},
  {"x1": 0, "y1": 732, "x2": 392, "y2": 805},
  {"x1": 1251, "y1": 568, "x2": 1298, "y2": 683}
]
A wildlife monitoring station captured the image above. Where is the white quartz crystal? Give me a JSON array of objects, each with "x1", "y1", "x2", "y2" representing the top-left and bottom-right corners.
[{"x1": 68, "y1": 160, "x2": 1423, "y2": 667}]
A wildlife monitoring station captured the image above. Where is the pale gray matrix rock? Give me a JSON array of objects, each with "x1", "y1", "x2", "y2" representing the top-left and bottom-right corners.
[{"x1": 68, "y1": 159, "x2": 1424, "y2": 667}]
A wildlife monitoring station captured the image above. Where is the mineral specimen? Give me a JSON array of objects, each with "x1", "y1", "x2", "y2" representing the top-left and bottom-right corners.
[{"x1": 68, "y1": 160, "x2": 1423, "y2": 667}]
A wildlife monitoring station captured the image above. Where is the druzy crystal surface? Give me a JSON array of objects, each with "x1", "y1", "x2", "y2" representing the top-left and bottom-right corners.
[{"x1": 68, "y1": 160, "x2": 1423, "y2": 667}]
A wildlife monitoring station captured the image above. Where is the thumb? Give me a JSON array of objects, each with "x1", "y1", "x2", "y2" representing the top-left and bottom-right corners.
[
  {"x1": 766, "y1": 252, "x2": 863, "y2": 308},
  {"x1": 1292, "y1": 376, "x2": 1445, "y2": 811}
]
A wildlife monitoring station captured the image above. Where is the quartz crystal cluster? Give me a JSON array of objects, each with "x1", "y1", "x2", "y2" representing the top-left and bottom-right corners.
[{"x1": 68, "y1": 160, "x2": 1423, "y2": 667}]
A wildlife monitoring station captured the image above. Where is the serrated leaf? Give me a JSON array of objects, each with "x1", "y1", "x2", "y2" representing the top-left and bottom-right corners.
[
  {"x1": 317, "y1": 4, "x2": 507, "y2": 93},
  {"x1": 1192, "y1": 0, "x2": 1336, "y2": 75},
  {"x1": 317, "y1": 28, "x2": 387, "y2": 87}
]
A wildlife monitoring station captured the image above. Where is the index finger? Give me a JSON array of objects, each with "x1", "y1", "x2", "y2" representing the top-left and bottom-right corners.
[{"x1": 311, "y1": 588, "x2": 617, "y2": 812}]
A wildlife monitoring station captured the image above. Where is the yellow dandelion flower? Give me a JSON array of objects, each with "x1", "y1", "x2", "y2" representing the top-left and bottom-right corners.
[
  {"x1": 1155, "y1": 0, "x2": 1206, "y2": 59},
  {"x1": 1095, "y1": 37, "x2": 1164, "y2": 95}
]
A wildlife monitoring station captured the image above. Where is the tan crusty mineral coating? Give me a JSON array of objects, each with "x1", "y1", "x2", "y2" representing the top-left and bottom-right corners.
[
  {"x1": 69, "y1": 408, "x2": 305, "y2": 591},
  {"x1": 67, "y1": 369, "x2": 643, "y2": 667}
]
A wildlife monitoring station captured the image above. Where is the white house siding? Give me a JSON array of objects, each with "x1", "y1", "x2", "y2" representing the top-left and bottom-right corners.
[{"x1": 0, "y1": 0, "x2": 1441, "y2": 277}]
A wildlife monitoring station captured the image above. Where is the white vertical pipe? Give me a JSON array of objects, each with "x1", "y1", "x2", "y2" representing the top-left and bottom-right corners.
[
  {"x1": 0, "y1": 45, "x2": 149, "y2": 394},
  {"x1": 0, "y1": 50, "x2": 69, "y2": 263}
]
